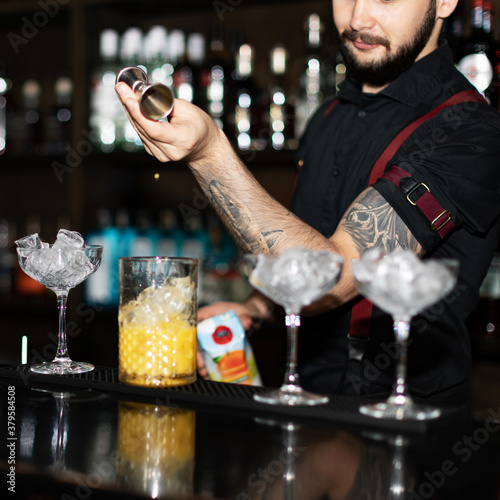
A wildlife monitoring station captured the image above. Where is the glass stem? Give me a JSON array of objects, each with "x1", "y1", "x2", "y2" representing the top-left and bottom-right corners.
[
  {"x1": 54, "y1": 290, "x2": 71, "y2": 363},
  {"x1": 392, "y1": 318, "x2": 411, "y2": 401},
  {"x1": 283, "y1": 310, "x2": 301, "y2": 389}
]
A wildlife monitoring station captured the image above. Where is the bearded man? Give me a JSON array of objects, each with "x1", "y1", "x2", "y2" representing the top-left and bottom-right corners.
[{"x1": 116, "y1": 0, "x2": 500, "y2": 401}]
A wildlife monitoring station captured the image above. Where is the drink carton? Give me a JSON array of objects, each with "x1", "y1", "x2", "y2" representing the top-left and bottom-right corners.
[{"x1": 197, "y1": 310, "x2": 262, "y2": 386}]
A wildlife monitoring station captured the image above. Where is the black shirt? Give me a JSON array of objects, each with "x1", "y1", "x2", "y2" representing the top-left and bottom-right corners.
[{"x1": 292, "y1": 41, "x2": 500, "y2": 398}]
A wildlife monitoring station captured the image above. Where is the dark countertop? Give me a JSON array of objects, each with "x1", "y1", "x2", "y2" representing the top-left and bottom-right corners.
[{"x1": 0, "y1": 365, "x2": 499, "y2": 500}]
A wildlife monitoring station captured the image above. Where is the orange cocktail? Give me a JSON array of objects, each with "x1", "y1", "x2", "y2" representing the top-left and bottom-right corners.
[{"x1": 118, "y1": 257, "x2": 198, "y2": 387}]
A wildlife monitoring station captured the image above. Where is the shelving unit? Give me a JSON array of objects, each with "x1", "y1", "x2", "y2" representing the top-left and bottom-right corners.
[{"x1": 0, "y1": 0, "x2": 331, "y2": 370}]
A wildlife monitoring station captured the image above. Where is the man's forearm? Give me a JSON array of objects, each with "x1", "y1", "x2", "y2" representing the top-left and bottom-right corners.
[{"x1": 188, "y1": 135, "x2": 329, "y2": 255}]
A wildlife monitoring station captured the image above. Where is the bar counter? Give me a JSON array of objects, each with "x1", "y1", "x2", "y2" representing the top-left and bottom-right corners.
[{"x1": 1, "y1": 364, "x2": 499, "y2": 500}]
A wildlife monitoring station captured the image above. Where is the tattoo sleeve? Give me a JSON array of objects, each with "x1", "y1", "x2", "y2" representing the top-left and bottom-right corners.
[
  {"x1": 339, "y1": 188, "x2": 423, "y2": 255},
  {"x1": 208, "y1": 180, "x2": 284, "y2": 253}
]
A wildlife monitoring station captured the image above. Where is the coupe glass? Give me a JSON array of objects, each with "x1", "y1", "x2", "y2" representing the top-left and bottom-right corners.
[
  {"x1": 17, "y1": 245, "x2": 103, "y2": 375},
  {"x1": 246, "y1": 247, "x2": 343, "y2": 406},
  {"x1": 351, "y1": 249, "x2": 459, "y2": 420}
]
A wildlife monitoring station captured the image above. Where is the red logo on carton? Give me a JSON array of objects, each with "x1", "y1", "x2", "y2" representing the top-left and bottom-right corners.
[{"x1": 212, "y1": 326, "x2": 233, "y2": 345}]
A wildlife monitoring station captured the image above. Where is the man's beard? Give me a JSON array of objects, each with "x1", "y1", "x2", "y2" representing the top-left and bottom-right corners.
[{"x1": 339, "y1": 1, "x2": 437, "y2": 89}]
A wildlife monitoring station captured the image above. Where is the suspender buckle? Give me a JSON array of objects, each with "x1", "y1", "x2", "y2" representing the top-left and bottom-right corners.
[
  {"x1": 406, "y1": 182, "x2": 430, "y2": 206},
  {"x1": 431, "y1": 210, "x2": 452, "y2": 232}
]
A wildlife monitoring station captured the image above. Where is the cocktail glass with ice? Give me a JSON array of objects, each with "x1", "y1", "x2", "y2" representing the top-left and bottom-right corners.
[
  {"x1": 246, "y1": 247, "x2": 343, "y2": 406},
  {"x1": 16, "y1": 229, "x2": 103, "y2": 375},
  {"x1": 351, "y1": 249, "x2": 459, "y2": 420},
  {"x1": 118, "y1": 257, "x2": 198, "y2": 387}
]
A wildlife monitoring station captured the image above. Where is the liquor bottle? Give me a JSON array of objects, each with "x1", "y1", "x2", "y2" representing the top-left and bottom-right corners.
[
  {"x1": 85, "y1": 209, "x2": 120, "y2": 308},
  {"x1": 89, "y1": 29, "x2": 120, "y2": 153},
  {"x1": 157, "y1": 209, "x2": 182, "y2": 257},
  {"x1": 457, "y1": 0, "x2": 494, "y2": 97},
  {"x1": 295, "y1": 13, "x2": 327, "y2": 140},
  {"x1": 483, "y1": 1, "x2": 500, "y2": 110},
  {"x1": 170, "y1": 29, "x2": 197, "y2": 103},
  {"x1": 0, "y1": 219, "x2": 15, "y2": 299},
  {"x1": 7, "y1": 78, "x2": 42, "y2": 155},
  {"x1": 206, "y1": 25, "x2": 229, "y2": 131},
  {"x1": 267, "y1": 44, "x2": 295, "y2": 150},
  {"x1": 41, "y1": 76, "x2": 73, "y2": 155},
  {"x1": 0, "y1": 68, "x2": 7, "y2": 156},
  {"x1": 231, "y1": 43, "x2": 264, "y2": 151},
  {"x1": 187, "y1": 32, "x2": 208, "y2": 110},
  {"x1": 144, "y1": 25, "x2": 169, "y2": 85},
  {"x1": 118, "y1": 27, "x2": 144, "y2": 151},
  {"x1": 15, "y1": 216, "x2": 46, "y2": 297},
  {"x1": 128, "y1": 210, "x2": 159, "y2": 257}
]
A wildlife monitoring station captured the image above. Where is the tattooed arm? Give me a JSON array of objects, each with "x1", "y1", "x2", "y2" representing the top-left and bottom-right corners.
[{"x1": 115, "y1": 84, "x2": 422, "y2": 314}]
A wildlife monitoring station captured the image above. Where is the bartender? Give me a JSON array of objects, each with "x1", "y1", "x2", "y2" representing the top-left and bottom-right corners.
[{"x1": 115, "y1": 0, "x2": 500, "y2": 398}]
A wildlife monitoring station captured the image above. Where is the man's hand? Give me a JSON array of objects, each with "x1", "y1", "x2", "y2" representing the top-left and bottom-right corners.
[
  {"x1": 115, "y1": 82, "x2": 225, "y2": 165},
  {"x1": 196, "y1": 294, "x2": 274, "y2": 379}
]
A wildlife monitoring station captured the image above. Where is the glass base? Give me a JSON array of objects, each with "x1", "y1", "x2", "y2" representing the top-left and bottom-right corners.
[
  {"x1": 30, "y1": 360, "x2": 95, "y2": 375},
  {"x1": 254, "y1": 385, "x2": 329, "y2": 406},
  {"x1": 359, "y1": 400, "x2": 441, "y2": 421}
]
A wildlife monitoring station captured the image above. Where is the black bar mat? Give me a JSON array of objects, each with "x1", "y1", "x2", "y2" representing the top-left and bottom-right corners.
[{"x1": 0, "y1": 364, "x2": 466, "y2": 434}]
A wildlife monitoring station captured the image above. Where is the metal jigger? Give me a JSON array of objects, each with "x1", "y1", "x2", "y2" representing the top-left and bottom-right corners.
[{"x1": 116, "y1": 66, "x2": 174, "y2": 121}]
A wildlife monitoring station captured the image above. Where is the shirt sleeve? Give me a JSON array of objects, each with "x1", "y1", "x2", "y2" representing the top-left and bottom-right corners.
[{"x1": 372, "y1": 102, "x2": 500, "y2": 253}]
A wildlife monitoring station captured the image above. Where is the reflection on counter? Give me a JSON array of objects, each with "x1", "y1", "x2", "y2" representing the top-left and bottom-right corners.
[
  {"x1": 2, "y1": 380, "x2": 499, "y2": 499},
  {"x1": 116, "y1": 402, "x2": 195, "y2": 498}
]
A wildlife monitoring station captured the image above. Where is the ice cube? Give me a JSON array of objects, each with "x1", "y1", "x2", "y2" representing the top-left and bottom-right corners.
[
  {"x1": 15, "y1": 233, "x2": 43, "y2": 249},
  {"x1": 53, "y1": 229, "x2": 85, "y2": 249},
  {"x1": 250, "y1": 247, "x2": 343, "y2": 309},
  {"x1": 353, "y1": 249, "x2": 458, "y2": 317}
]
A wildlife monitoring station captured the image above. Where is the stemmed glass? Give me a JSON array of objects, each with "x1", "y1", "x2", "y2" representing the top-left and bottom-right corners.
[
  {"x1": 351, "y1": 249, "x2": 459, "y2": 420},
  {"x1": 17, "y1": 242, "x2": 103, "y2": 375},
  {"x1": 246, "y1": 247, "x2": 343, "y2": 406}
]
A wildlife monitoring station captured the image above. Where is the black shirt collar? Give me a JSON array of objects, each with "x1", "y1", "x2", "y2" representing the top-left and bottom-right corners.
[{"x1": 338, "y1": 40, "x2": 456, "y2": 108}]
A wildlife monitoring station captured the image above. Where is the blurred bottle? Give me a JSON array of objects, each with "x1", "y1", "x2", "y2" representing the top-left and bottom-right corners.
[
  {"x1": 118, "y1": 27, "x2": 144, "y2": 151},
  {"x1": 170, "y1": 29, "x2": 196, "y2": 103},
  {"x1": 0, "y1": 219, "x2": 15, "y2": 299},
  {"x1": 267, "y1": 44, "x2": 295, "y2": 150},
  {"x1": 144, "y1": 25, "x2": 170, "y2": 85},
  {"x1": 41, "y1": 76, "x2": 73, "y2": 155},
  {"x1": 206, "y1": 24, "x2": 229, "y2": 131},
  {"x1": 483, "y1": 1, "x2": 500, "y2": 110},
  {"x1": 89, "y1": 29, "x2": 120, "y2": 153},
  {"x1": 157, "y1": 209, "x2": 182, "y2": 257},
  {"x1": 15, "y1": 216, "x2": 46, "y2": 296},
  {"x1": 85, "y1": 209, "x2": 120, "y2": 308},
  {"x1": 187, "y1": 32, "x2": 208, "y2": 110},
  {"x1": 129, "y1": 210, "x2": 159, "y2": 257},
  {"x1": 7, "y1": 78, "x2": 41, "y2": 155},
  {"x1": 295, "y1": 14, "x2": 327, "y2": 140},
  {"x1": 457, "y1": 0, "x2": 495, "y2": 98},
  {"x1": 115, "y1": 209, "x2": 137, "y2": 260},
  {"x1": 231, "y1": 43, "x2": 266, "y2": 151},
  {"x1": 0, "y1": 63, "x2": 7, "y2": 156}
]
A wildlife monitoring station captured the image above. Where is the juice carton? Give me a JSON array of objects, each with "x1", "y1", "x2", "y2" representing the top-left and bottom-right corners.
[{"x1": 197, "y1": 310, "x2": 262, "y2": 386}]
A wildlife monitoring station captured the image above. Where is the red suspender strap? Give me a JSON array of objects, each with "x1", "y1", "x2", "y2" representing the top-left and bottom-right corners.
[
  {"x1": 348, "y1": 89, "x2": 487, "y2": 358},
  {"x1": 367, "y1": 90, "x2": 487, "y2": 185}
]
